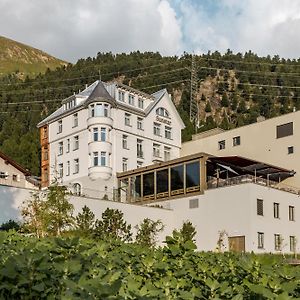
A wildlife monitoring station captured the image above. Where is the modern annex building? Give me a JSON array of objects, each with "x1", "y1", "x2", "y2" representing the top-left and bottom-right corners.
[
  {"x1": 37, "y1": 80, "x2": 185, "y2": 197},
  {"x1": 181, "y1": 111, "x2": 300, "y2": 188},
  {"x1": 117, "y1": 153, "x2": 299, "y2": 253}
]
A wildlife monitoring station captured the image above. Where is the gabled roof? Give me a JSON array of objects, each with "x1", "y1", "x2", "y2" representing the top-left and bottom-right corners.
[
  {"x1": 0, "y1": 150, "x2": 31, "y2": 176},
  {"x1": 37, "y1": 80, "x2": 185, "y2": 129}
]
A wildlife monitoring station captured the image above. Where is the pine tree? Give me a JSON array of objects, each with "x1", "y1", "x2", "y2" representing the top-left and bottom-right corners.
[{"x1": 221, "y1": 92, "x2": 229, "y2": 107}]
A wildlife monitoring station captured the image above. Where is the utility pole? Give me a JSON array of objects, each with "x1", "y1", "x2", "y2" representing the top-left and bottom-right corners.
[{"x1": 189, "y1": 54, "x2": 199, "y2": 127}]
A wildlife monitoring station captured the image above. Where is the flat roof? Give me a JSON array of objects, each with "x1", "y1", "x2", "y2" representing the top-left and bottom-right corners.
[
  {"x1": 208, "y1": 156, "x2": 294, "y2": 180},
  {"x1": 117, "y1": 152, "x2": 211, "y2": 179}
]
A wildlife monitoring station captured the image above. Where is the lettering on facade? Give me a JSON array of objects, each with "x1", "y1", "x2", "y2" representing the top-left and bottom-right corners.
[{"x1": 156, "y1": 116, "x2": 171, "y2": 125}]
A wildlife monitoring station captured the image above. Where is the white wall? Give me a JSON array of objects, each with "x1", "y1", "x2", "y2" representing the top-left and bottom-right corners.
[
  {"x1": 155, "y1": 183, "x2": 300, "y2": 253},
  {"x1": 0, "y1": 185, "x2": 174, "y2": 244}
]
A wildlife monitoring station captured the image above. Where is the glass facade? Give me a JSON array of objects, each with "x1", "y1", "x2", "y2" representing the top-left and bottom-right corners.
[{"x1": 119, "y1": 159, "x2": 201, "y2": 202}]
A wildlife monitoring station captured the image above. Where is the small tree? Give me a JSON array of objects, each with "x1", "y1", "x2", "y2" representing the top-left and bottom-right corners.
[
  {"x1": 21, "y1": 191, "x2": 48, "y2": 238},
  {"x1": 75, "y1": 205, "x2": 95, "y2": 235},
  {"x1": 221, "y1": 92, "x2": 229, "y2": 107},
  {"x1": 135, "y1": 218, "x2": 164, "y2": 247},
  {"x1": 205, "y1": 101, "x2": 212, "y2": 113},
  {"x1": 94, "y1": 208, "x2": 132, "y2": 242},
  {"x1": 21, "y1": 183, "x2": 74, "y2": 237},
  {"x1": 0, "y1": 219, "x2": 21, "y2": 232},
  {"x1": 45, "y1": 183, "x2": 74, "y2": 236},
  {"x1": 173, "y1": 221, "x2": 196, "y2": 243},
  {"x1": 216, "y1": 230, "x2": 228, "y2": 252}
]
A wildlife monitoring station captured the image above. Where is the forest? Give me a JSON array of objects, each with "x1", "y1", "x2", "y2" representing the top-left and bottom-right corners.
[{"x1": 1, "y1": 50, "x2": 300, "y2": 176}]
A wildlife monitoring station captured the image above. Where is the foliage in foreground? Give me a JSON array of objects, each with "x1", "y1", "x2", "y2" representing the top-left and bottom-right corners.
[{"x1": 0, "y1": 232, "x2": 300, "y2": 299}]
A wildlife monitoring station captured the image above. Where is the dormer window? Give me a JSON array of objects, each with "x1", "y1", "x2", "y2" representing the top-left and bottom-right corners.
[
  {"x1": 156, "y1": 107, "x2": 169, "y2": 118},
  {"x1": 138, "y1": 98, "x2": 144, "y2": 109},
  {"x1": 129, "y1": 94, "x2": 135, "y2": 106}
]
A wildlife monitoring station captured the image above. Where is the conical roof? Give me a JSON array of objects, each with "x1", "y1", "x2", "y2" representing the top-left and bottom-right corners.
[{"x1": 85, "y1": 81, "x2": 116, "y2": 106}]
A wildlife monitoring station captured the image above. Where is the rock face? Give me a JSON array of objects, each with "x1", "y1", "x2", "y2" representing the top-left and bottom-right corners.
[{"x1": 0, "y1": 36, "x2": 67, "y2": 77}]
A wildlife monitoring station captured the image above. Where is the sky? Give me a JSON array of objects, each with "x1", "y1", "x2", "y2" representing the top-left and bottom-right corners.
[{"x1": 1, "y1": 0, "x2": 300, "y2": 62}]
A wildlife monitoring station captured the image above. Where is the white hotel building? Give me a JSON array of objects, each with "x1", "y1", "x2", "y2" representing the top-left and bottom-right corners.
[{"x1": 37, "y1": 80, "x2": 185, "y2": 197}]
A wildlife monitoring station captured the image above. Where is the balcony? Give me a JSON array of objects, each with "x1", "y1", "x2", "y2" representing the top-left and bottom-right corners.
[
  {"x1": 88, "y1": 165, "x2": 112, "y2": 180},
  {"x1": 87, "y1": 116, "x2": 113, "y2": 127},
  {"x1": 207, "y1": 174, "x2": 300, "y2": 195}
]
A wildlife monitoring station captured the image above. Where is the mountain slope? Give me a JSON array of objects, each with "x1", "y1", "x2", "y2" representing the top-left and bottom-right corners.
[{"x1": 0, "y1": 36, "x2": 67, "y2": 76}]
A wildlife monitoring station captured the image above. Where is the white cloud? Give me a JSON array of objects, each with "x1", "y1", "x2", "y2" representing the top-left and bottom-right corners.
[
  {"x1": 174, "y1": 0, "x2": 300, "y2": 59},
  {"x1": 0, "y1": 0, "x2": 182, "y2": 62}
]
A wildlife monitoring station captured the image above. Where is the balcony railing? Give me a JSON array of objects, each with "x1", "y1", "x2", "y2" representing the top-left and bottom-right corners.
[{"x1": 207, "y1": 174, "x2": 300, "y2": 195}]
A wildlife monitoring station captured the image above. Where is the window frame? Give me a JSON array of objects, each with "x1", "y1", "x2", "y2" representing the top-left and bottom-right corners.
[
  {"x1": 258, "y1": 232, "x2": 264, "y2": 249},
  {"x1": 233, "y1": 136, "x2": 241, "y2": 146},
  {"x1": 289, "y1": 205, "x2": 295, "y2": 221},
  {"x1": 274, "y1": 202, "x2": 280, "y2": 219},
  {"x1": 218, "y1": 140, "x2": 225, "y2": 150}
]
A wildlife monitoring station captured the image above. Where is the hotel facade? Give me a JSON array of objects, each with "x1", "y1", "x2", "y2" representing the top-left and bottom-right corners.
[{"x1": 37, "y1": 81, "x2": 185, "y2": 197}]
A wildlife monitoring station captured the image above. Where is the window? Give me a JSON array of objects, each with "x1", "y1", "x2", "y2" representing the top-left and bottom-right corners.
[
  {"x1": 156, "y1": 107, "x2": 169, "y2": 118},
  {"x1": 274, "y1": 202, "x2": 280, "y2": 218},
  {"x1": 186, "y1": 161, "x2": 200, "y2": 189},
  {"x1": 138, "y1": 98, "x2": 144, "y2": 109},
  {"x1": 122, "y1": 158, "x2": 128, "y2": 172},
  {"x1": 153, "y1": 122, "x2": 161, "y2": 136},
  {"x1": 189, "y1": 199, "x2": 199, "y2": 209},
  {"x1": 153, "y1": 143, "x2": 160, "y2": 157},
  {"x1": 74, "y1": 158, "x2": 79, "y2": 174},
  {"x1": 164, "y1": 147, "x2": 171, "y2": 161},
  {"x1": 57, "y1": 120, "x2": 62, "y2": 134},
  {"x1": 137, "y1": 117, "x2": 143, "y2": 130},
  {"x1": 137, "y1": 139, "x2": 143, "y2": 158},
  {"x1": 66, "y1": 139, "x2": 70, "y2": 153},
  {"x1": 274, "y1": 234, "x2": 281, "y2": 251},
  {"x1": 73, "y1": 183, "x2": 81, "y2": 196},
  {"x1": 143, "y1": 172, "x2": 154, "y2": 197},
  {"x1": 43, "y1": 126, "x2": 48, "y2": 139},
  {"x1": 128, "y1": 94, "x2": 135, "y2": 105},
  {"x1": 289, "y1": 206, "x2": 295, "y2": 221},
  {"x1": 233, "y1": 136, "x2": 241, "y2": 146},
  {"x1": 165, "y1": 126, "x2": 172, "y2": 139},
  {"x1": 101, "y1": 127, "x2": 106, "y2": 141},
  {"x1": 122, "y1": 135, "x2": 128, "y2": 149},
  {"x1": 277, "y1": 122, "x2": 293, "y2": 138},
  {"x1": 137, "y1": 161, "x2": 143, "y2": 168},
  {"x1": 66, "y1": 161, "x2": 70, "y2": 176},
  {"x1": 257, "y1": 199, "x2": 264, "y2": 216},
  {"x1": 90, "y1": 103, "x2": 110, "y2": 117},
  {"x1": 171, "y1": 164, "x2": 184, "y2": 193},
  {"x1": 125, "y1": 113, "x2": 131, "y2": 126},
  {"x1": 58, "y1": 163, "x2": 63, "y2": 178},
  {"x1": 290, "y1": 236, "x2": 296, "y2": 252},
  {"x1": 218, "y1": 140, "x2": 225, "y2": 150},
  {"x1": 156, "y1": 169, "x2": 169, "y2": 195},
  {"x1": 118, "y1": 90, "x2": 125, "y2": 102},
  {"x1": 93, "y1": 152, "x2": 99, "y2": 166},
  {"x1": 13, "y1": 174, "x2": 20, "y2": 182},
  {"x1": 101, "y1": 152, "x2": 106, "y2": 166},
  {"x1": 73, "y1": 136, "x2": 79, "y2": 150},
  {"x1": 58, "y1": 142, "x2": 63, "y2": 156},
  {"x1": 288, "y1": 146, "x2": 294, "y2": 154},
  {"x1": 73, "y1": 113, "x2": 78, "y2": 127},
  {"x1": 104, "y1": 104, "x2": 108, "y2": 117},
  {"x1": 258, "y1": 232, "x2": 264, "y2": 249},
  {"x1": 93, "y1": 128, "x2": 98, "y2": 141},
  {"x1": 0, "y1": 172, "x2": 8, "y2": 179}
]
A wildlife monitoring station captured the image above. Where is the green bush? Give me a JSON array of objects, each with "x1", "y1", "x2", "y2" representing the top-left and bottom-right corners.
[{"x1": 0, "y1": 232, "x2": 299, "y2": 299}]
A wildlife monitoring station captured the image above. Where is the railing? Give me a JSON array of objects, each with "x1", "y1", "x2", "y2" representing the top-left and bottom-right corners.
[{"x1": 207, "y1": 174, "x2": 300, "y2": 195}]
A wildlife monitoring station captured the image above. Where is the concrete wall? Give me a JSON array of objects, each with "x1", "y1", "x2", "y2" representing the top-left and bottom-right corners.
[
  {"x1": 0, "y1": 185, "x2": 174, "y2": 244},
  {"x1": 181, "y1": 110, "x2": 300, "y2": 188},
  {"x1": 155, "y1": 183, "x2": 300, "y2": 253},
  {"x1": 2, "y1": 183, "x2": 299, "y2": 253}
]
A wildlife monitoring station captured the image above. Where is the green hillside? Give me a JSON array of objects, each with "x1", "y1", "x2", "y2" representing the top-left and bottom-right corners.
[
  {"x1": 0, "y1": 50, "x2": 300, "y2": 175},
  {"x1": 0, "y1": 36, "x2": 67, "y2": 77}
]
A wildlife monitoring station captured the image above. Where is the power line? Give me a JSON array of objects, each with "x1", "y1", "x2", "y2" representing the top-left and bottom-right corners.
[
  {"x1": 197, "y1": 56, "x2": 300, "y2": 68},
  {"x1": 140, "y1": 79, "x2": 190, "y2": 91},
  {"x1": 217, "y1": 80, "x2": 300, "y2": 90},
  {"x1": 0, "y1": 60, "x2": 188, "y2": 87},
  {"x1": 198, "y1": 66, "x2": 300, "y2": 79},
  {"x1": 0, "y1": 67, "x2": 190, "y2": 96}
]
